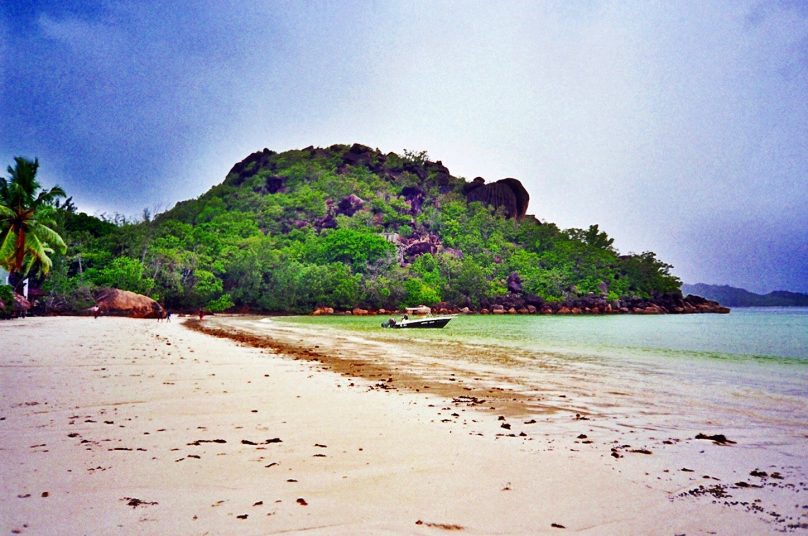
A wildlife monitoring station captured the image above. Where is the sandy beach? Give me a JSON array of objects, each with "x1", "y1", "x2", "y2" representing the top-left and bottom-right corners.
[{"x1": 0, "y1": 316, "x2": 785, "y2": 534}]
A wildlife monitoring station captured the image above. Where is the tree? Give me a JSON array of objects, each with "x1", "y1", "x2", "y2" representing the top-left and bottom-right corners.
[
  {"x1": 0, "y1": 157, "x2": 67, "y2": 292},
  {"x1": 402, "y1": 149, "x2": 429, "y2": 166},
  {"x1": 440, "y1": 254, "x2": 489, "y2": 308},
  {"x1": 317, "y1": 228, "x2": 395, "y2": 272},
  {"x1": 566, "y1": 224, "x2": 615, "y2": 253},
  {"x1": 618, "y1": 251, "x2": 681, "y2": 298},
  {"x1": 86, "y1": 256, "x2": 155, "y2": 296}
]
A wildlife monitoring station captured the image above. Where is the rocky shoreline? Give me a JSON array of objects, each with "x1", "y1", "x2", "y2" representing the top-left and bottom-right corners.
[
  {"x1": 4, "y1": 287, "x2": 729, "y2": 320},
  {"x1": 314, "y1": 292, "x2": 731, "y2": 316}
]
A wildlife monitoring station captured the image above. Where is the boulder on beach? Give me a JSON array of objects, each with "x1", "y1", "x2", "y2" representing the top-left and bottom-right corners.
[
  {"x1": 1, "y1": 291, "x2": 31, "y2": 318},
  {"x1": 93, "y1": 288, "x2": 164, "y2": 318},
  {"x1": 14, "y1": 293, "x2": 31, "y2": 315}
]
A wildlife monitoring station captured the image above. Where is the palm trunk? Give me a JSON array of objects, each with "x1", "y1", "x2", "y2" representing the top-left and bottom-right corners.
[
  {"x1": 14, "y1": 227, "x2": 26, "y2": 274},
  {"x1": 13, "y1": 228, "x2": 26, "y2": 294}
]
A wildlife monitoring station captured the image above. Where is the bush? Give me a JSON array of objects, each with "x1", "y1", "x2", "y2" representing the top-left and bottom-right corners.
[
  {"x1": 207, "y1": 293, "x2": 234, "y2": 312},
  {"x1": 0, "y1": 285, "x2": 14, "y2": 315}
]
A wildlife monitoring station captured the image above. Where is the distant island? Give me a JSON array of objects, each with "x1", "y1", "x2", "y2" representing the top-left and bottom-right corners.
[{"x1": 682, "y1": 284, "x2": 808, "y2": 307}]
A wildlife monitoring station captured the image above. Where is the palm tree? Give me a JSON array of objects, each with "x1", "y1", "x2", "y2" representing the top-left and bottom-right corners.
[{"x1": 0, "y1": 157, "x2": 67, "y2": 293}]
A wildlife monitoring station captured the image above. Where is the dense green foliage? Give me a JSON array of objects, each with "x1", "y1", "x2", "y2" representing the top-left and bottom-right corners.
[
  {"x1": 0, "y1": 284, "x2": 13, "y2": 315},
  {"x1": 36, "y1": 145, "x2": 682, "y2": 312},
  {"x1": 0, "y1": 157, "x2": 67, "y2": 291}
]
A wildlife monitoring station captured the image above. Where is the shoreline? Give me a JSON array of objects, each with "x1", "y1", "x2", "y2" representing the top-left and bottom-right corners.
[
  {"x1": 1, "y1": 316, "x2": 793, "y2": 534},
  {"x1": 311, "y1": 292, "x2": 731, "y2": 316},
  {"x1": 6, "y1": 289, "x2": 730, "y2": 319}
]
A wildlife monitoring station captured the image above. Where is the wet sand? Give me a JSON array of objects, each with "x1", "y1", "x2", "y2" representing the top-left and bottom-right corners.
[
  {"x1": 199, "y1": 315, "x2": 808, "y2": 533},
  {"x1": 0, "y1": 316, "x2": 789, "y2": 534}
]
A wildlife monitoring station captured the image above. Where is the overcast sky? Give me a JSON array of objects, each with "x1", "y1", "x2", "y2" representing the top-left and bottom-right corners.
[{"x1": 2, "y1": 1, "x2": 806, "y2": 293}]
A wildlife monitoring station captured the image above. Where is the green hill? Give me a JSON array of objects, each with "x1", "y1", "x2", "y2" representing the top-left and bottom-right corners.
[{"x1": 45, "y1": 143, "x2": 702, "y2": 314}]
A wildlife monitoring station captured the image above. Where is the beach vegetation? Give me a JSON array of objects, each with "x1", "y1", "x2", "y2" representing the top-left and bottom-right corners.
[
  {"x1": 0, "y1": 284, "x2": 13, "y2": 315},
  {"x1": 0, "y1": 157, "x2": 67, "y2": 292},
  {"x1": 403, "y1": 278, "x2": 441, "y2": 307},
  {"x1": 85, "y1": 256, "x2": 155, "y2": 297}
]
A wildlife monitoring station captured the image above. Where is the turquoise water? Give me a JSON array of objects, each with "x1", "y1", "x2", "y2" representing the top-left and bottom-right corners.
[
  {"x1": 285, "y1": 307, "x2": 808, "y2": 362},
  {"x1": 278, "y1": 308, "x2": 808, "y2": 433}
]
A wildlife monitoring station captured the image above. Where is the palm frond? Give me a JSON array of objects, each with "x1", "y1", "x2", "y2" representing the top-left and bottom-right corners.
[
  {"x1": 29, "y1": 221, "x2": 67, "y2": 254},
  {"x1": 5, "y1": 157, "x2": 41, "y2": 209},
  {"x1": 0, "y1": 203, "x2": 14, "y2": 220},
  {"x1": 0, "y1": 177, "x2": 9, "y2": 202},
  {"x1": 0, "y1": 227, "x2": 18, "y2": 270},
  {"x1": 35, "y1": 185, "x2": 66, "y2": 207},
  {"x1": 23, "y1": 234, "x2": 54, "y2": 275}
]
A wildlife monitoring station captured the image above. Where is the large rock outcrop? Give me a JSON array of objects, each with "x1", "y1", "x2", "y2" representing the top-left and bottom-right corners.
[
  {"x1": 336, "y1": 194, "x2": 364, "y2": 216},
  {"x1": 339, "y1": 143, "x2": 382, "y2": 172},
  {"x1": 224, "y1": 144, "x2": 533, "y2": 221},
  {"x1": 93, "y1": 288, "x2": 164, "y2": 318},
  {"x1": 225, "y1": 148, "x2": 277, "y2": 186},
  {"x1": 464, "y1": 177, "x2": 530, "y2": 220},
  {"x1": 401, "y1": 234, "x2": 441, "y2": 264},
  {"x1": 253, "y1": 175, "x2": 286, "y2": 195}
]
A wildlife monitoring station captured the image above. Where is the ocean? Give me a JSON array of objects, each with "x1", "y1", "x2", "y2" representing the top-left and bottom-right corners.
[
  {"x1": 285, "y1": 307, "x2": 808, "y2": 361},
  {"x1": 276, "y1": 308, "x2": 808, "y2": 446}
]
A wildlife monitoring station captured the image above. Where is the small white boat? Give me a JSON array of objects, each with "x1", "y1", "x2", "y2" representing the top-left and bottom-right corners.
[{"x1": 381, "y1": 315, "x2": 454, "y2": 329}]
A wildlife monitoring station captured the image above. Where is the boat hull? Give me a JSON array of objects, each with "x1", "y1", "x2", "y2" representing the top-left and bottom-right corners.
[{"x1": 382, "y1": 317, "x2": 453, "y2": 329}]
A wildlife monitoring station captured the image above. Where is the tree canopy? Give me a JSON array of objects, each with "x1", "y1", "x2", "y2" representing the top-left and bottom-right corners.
[{"x1": 0, "y1": 157, "x2": 67, "y2": 291}]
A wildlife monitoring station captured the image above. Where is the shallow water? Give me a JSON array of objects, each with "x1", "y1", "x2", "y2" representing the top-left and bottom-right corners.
[
  {"x1": 276, "y1": 308, "x2": 808, "y2": 443},
  {"x1": 287, "y1": 307, "x2": 808, "y2": 361}
]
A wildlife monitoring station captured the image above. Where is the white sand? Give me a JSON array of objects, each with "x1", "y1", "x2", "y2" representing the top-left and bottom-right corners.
[{"x1": 1, "y1": 317, "x2": 774, "y2": 534}]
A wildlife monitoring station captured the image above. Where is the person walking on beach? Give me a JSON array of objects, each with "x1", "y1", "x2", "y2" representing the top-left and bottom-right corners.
[
  {"x1": 92, "y1": 305, "x2": 100, "y2": 319},
  {"x1": 198, "y1": 308, "x2": 204, "y2": 321}
]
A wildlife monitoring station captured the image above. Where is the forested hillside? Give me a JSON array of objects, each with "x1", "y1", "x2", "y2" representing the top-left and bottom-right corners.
[{"x1": 41, "y1": 143, "x2": 696, "y2": 314}]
